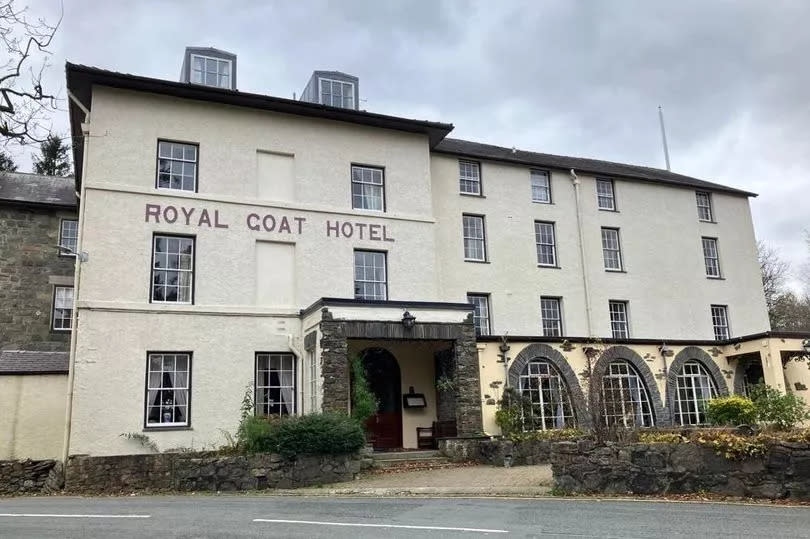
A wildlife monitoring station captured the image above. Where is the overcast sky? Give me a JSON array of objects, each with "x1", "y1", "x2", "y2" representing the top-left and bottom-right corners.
[{"x1": 12, "y1": 0, "x2": 810, "y2": 288}]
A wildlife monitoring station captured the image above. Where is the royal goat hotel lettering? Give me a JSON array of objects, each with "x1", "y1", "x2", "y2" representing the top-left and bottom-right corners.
[{"x1": 144, "y1": 203, "x2": 395, "y2": 241}]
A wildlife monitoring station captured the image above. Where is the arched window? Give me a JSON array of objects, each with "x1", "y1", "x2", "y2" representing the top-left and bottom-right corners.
[
  {"x1": 674, "y1": 360, "x2": 718, "y2": 425},
  {"x1": 601, "y1": 361, "x2": 654, "y2": 428},
  {"x1": 518, "y1": 359, "x2": 575, "y2": 430}
]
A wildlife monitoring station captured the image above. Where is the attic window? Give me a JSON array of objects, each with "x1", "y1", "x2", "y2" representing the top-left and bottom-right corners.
[
  {"x1": 319, "y1": 78, "x2": 354, "y2": 109},
  {"x1": 191, "y1": 54, "x2": 231, "y2": 89}
]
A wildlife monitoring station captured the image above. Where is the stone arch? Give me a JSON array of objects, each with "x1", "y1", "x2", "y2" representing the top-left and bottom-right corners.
[
  {"x1": 593, "y1": 345, "x2": 670, "y2": 427},
  {"x1": 667, "y1": 346, "x2": 729, "y2": 425},
  {"x1": 508, "y1": 343, "x2": 589, "y2": 428}
]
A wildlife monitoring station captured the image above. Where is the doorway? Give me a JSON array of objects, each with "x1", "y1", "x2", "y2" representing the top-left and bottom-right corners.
[{"x1": 360, "y1": 348, "x2": 402, "y2": 450}]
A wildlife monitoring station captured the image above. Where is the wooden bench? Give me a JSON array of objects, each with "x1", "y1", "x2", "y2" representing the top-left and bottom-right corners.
[{"x1": 416, "y1": 421, "x2": 459, "y2": 449}]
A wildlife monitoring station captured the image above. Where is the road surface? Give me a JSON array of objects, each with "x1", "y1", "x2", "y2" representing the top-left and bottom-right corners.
[{"x1": 0, "y1": 495, "x2": 808, "y2": 538}]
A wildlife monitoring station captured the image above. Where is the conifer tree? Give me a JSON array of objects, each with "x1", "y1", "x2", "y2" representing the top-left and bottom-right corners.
[{"x1": 32, "y1": 134, "x2": 71, "y2": 176}]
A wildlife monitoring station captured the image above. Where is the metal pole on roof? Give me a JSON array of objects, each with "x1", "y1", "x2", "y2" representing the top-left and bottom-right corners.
[{"x1": 658, "y1": 105, "x2": 671, "y2": 171}]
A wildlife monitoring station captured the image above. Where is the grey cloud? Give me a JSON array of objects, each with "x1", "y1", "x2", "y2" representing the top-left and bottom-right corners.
[{"x1": 15, "y1": 0, "x2": 810, "y2": 285}]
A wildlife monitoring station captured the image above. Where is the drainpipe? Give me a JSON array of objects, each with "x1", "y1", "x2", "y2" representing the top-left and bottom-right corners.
[
  {"x1": 287, "y1": 334, "x2": 304, "y2": 415},
  {"x1": 61, "y1": 93, "x2": 91, "y2": 465},
  {"x1": 570, "y1": 169, "x2": 594, "y2": 337}
]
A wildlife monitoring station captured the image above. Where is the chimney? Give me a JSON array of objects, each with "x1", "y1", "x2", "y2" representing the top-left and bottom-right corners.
[
  {"x1": 299, "y1": 71, "x2": 359, "y2": 110},
  {"x1": 180, "y1": 47, "x2": 237, "y2": 90}
]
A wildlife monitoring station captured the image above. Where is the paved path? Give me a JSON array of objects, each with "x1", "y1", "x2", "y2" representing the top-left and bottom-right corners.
[
  {"x1": 296, "y1": 464, "x2": 553, "y2": 496},
  {"x1": 1, "y1": 495, "x2": 809, "y2": 538}
]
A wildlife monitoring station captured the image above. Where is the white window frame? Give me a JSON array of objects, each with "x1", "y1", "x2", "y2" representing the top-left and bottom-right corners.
[
  {"x1": 307, "y1": 348, "x2": 317, "y2": 413},
  {"x1": 354, "y1": 250, "x2": 388, "y2": 300},
  {"x1": 59, "y1": 219, "x2": 78, "y2": 256},
  {"x1": 52, "y1": 286, "x2": 73, "y2": 331},
  {"x1": 462, "y1": 214, "x2": 487, "y2": 261},
  {"x1": 459, "y1": 160, "x2": 482, "y2": 195},
  {"x1": 601, "y1": 227, "x2": 623, "y2": 271},
  {"x1": 673, "y1": 361, "x2": 718, "y2": 426},
  {"x1": 190, "y1": 54, "x2": 232, "y2": 89},
  {"x1": 157, "y1": 140, "x2": 198, "y2": 192},
  {"x1": 351, "y1": 165, "x2": 385, "y2": 211},
  {"x1": 596, "y1": 179, "x2": 616, "y2": 210},
  {"x1": 540, "y1": 297, "x2": 563, "y2": 337},
  {"x1": 711, "y1": 305, "x2": 730, "y2": 340},
  {"x1": 145, "y1": 352, "x2": 191, "y2": 428},
  {"x1": 467, "y1": 293, "x2": 491, "y2": 336},
  {"x1": 609, "y1": 300, "x2": 630, "y2": 339},
  {"x1": 531, "y1": 170, "x2": 551, "y2": 203},
  {"x1": 518, "y1": 359, "x2": 576, "y2": 431},
  {"x1": 535, "y1": 221, "x2": 557, "y2": 267},
  {"x1": 696, "y1": 191, "x2": 713, "y2": 222},
  {"x1": 702, "y1": 237, "x2": 721, "y2": 278},
  {"x1": 151, "y1": 235, "x2": 195, "y2": 304},
  {"x1": 601, "y1": 361, "x2": 655, "y2": 428},
  {"x1": 319, "y1": 77, "x2": 355, "y2": 109},
  {"x1": 255, "y1": 352, "x2": 296, "y2": 417}
]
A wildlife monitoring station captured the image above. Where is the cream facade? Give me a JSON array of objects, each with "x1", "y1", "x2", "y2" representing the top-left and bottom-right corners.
[
  {"x1": 476, "y1": 337, "x2": 810, "y2": 435},
  {"x1": 60, "y1": 60, "x2": 808, "y2": 458},
  {"x1": 0, "y1": 374, "x2": 66, "y2": 460}
]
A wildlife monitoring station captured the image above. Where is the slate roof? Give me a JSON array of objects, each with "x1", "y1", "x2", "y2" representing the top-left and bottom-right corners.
[
  {"x1": 0, "y1": 171, "x2": 77, "y2": 208},
  {"x1": 66, "y1": 62, "x2": 454, "y2": 185},
  {"x1": 434, "y1": 138, "x2": 756, "y2": 197},
  {"x1": 0, "y1": 350, "x2": 69, "y2": 374},
  {"x1": 65, "y1": 62, "x2": 754, "y2": 197}
]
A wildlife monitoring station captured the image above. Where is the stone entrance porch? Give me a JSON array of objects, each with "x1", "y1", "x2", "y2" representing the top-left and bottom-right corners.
[{"x1": 303, "y1": 298, "x2": 482, "y2": 449}]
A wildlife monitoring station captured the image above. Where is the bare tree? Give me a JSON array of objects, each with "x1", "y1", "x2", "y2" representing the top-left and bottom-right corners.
[
  {"x1": 770, "y1": 291, "x2": 810, "y2": 332},
  {"x1": 0, "y1": 1, "x2": 63, "y2": 145},
  {"x1": 758, "y1": 241, "x2": 791, "y2": 313}
]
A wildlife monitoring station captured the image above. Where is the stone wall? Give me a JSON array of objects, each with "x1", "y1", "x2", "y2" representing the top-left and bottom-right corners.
[
  {"x1": 551, "y1": 440, "x2": 810, "y2": 500},
  {"x1": 64, "y1": 451, "x2": 370, "y2": 494},
  {"x1": 440, "y1": 437, "x2": 553, "y2": 466},
  {"x1": 0, "y1": 206, "x2": 77, "y2": 351},
  {"x1": 0, "y1": 459, "x2": 64, "y2": 495}
]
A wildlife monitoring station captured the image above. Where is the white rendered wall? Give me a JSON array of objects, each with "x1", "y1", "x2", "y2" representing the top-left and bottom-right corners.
[{"x1": 430, "y1": 155, "x2": 769, "y2": 339}]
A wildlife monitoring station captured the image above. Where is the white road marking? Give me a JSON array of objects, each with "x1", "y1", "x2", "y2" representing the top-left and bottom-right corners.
[
  {"x1": 0, "y1": 513, "x2": 151, "y2": 519},
  {"x1": 253, "y1": 518, "x2": 508, "y2": 533}
]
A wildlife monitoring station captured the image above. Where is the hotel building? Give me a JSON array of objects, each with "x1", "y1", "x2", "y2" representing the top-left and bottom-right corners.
[{"x1": 46, "y1": 48, "x2": 810, "y2": 456}]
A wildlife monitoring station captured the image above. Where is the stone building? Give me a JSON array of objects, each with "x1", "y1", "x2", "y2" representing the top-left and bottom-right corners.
[
  {"x1": 50, "y1": 49, "x2": 810, "y2": 457},
  {"x1": 0, "y1": 171, "x2": 77, "y2": 459}
]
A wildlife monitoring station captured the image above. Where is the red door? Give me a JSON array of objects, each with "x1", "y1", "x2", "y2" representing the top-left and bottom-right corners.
[{"x1": 361, "y1": 348, "x2": 402, "y2": 450}]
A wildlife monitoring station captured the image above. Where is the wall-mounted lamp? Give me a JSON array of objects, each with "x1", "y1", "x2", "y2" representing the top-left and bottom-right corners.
[
  {"x1": 803, "y1": 339, "x2": 810, "y2": 355},
  {"x1": 402, "y1": 309, "x2": 416, "y2": 329},
  {"x1": 659, "y1": 343, "x2": 670, "y2": 355}
]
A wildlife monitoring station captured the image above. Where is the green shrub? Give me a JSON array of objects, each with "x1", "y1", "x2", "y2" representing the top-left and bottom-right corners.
[
  {"x1": 237, "y1": 414, "x2": 277, "y2": 453},
  {"x1": 749, "y1": 384, "x2": 810, "y2": 431},
  {"x1": 706, "y1": 395, "x2": 757, "y2": 426},
  {"x1": 237, "y1": 413, "x2": 365, "y2": 457},
  {"x1": 273, "y1": 413, "x2": 365, "y2": 458},
  {"x1": 495, "y1": 387, "x2": 531, "y2": 437},
  {"x1": 350, "y1": 356, "x2": 377, "y2": 426}
]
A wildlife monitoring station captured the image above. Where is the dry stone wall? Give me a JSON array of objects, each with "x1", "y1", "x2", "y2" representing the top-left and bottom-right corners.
[
  {"x1": 550, "y1": 440, "x2": 810, "y2": 500},
  {"x1": 0, "y1": 452, "x2": 370, "y2": 496},
  {"x1": 0, "y1": 459, "x2": 63, "y2": 495},
  {"x1": 64, "y1": 451, "x2": 371, "y2": 494},
  {"x1": 440, "y1": 437, "x2": 553, "y2": 466}
]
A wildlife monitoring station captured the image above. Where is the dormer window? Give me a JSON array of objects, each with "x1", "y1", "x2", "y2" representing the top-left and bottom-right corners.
[
  {"x1": 191, "y1": 54, "x2": 232, "y2": 89},
  {"x1": 320, "y1": 78, "x2": 354, "y2": 109}
]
